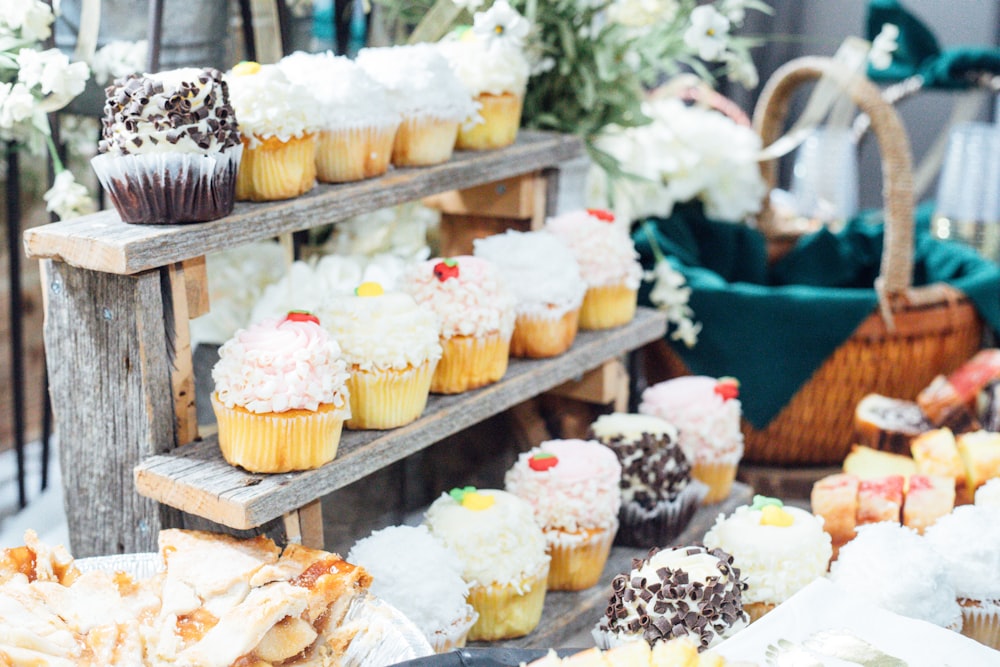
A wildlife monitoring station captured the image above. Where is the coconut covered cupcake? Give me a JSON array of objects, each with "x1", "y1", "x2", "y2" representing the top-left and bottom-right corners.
[
  {"x1": 639, "y1": 376, "x2": 744, "y2": 504},
  {"x1": 545, "y1": 209, "x2": 642, "y2": 330},
  {"x1": 93, "y1": 67, "x2": 242, "y2": 223},
  {"x1": 425, "y1": 487, "x2": 550, "y2": 641},
  {"x1": 319, "y1": 282, "x2": 441, "y2": 430},
  {"x1": 211, "y1": 312, "x2": 351, "y2": 472},
  {"x1": 473, "y1": 230, "x2": 585, "y2": 358},
  {"x1": 702, "y1": 496, "x2": 832, "y2": 622},
  {"x1": 347, "y1": 525, "x2": 477, "y2": 653},
  {"x1": 357, "y1": 44, "x2": 479, "y2": 167},
  {"x1": 593, "y1": 545, "x2": 749, "y2": 651},
  {"x1": 589, "y1": 413, "x2": 706, "y2": 547},
  {"x1": 278, "y1": 52, "x2": 400, "y2": 183},
  {"x1": 403, "y1": 256, "x2": 515, "y2": 394},
  {"x1": 226, "y1": 62, "x2": 322, "y2": 201},
  {"x1": 505, "y1": 439, "x2": 621, "y2": 591}
]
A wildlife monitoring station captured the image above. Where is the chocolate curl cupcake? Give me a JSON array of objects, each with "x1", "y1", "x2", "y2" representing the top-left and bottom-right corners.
[{"x1": 92, "y1": 67, "x2": 242, "y2": 224}]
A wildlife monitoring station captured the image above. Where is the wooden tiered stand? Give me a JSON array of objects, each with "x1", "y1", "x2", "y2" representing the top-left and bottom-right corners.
[{"x1": 23, "y1": 131, "x2": 672, "y2": 558}]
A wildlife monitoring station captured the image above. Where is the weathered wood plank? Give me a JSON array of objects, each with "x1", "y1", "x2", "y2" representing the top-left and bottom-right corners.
[
  {"x1": 548, "y1": 359, "x2": 629, "y2": 407},
  {"x1": 134, "y1": 308, "x2": 667, "y2": 530},
  {"x1": 23, "y1": 132, "x2": 583, "y2": 275},
  {"x1": 42, "y1": 261, "x2": 178, "y2": 556},
  {"x1": 166, "y1": 263, "x2": 198, "y2": 446}
]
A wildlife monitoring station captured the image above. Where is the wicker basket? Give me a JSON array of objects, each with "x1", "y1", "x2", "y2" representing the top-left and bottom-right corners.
[{"x1": 656, "y1": 56, "x2": 984, "y2": 466}]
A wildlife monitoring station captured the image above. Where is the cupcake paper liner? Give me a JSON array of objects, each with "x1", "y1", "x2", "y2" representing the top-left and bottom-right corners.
[
  {"x1": 546, "y1": 524, "x2": 617, "y2": 591},
  {"x1": 510, "y1": 308, "x2": 580, "y2": 359},
  {"x1": 579, "y1": 284, "x2": 638, "y2": 330},
  {"x1": 960, "y1": 597, "x2": 1000, "y2": 650},
  {"x1": 456, "y1": 92, "x2": 523, "y2": 151},
  {"x1": 316, "y1": 123, "x2": 398, "y2": 183},
  {"x1": 467, "y1": 565, "x2": 549, "y2": 641},
  {"x1": 345, "y1": 360, "x2": 436, "y2": 430},
  {"x1": 392, "y1": 115, "x2": 459, "y2": 167},
  {"x1": 429, "y1": 613, "x2": 478, "y2": 654},
  {"x1": 691, "y1": 460, "x2": 740, "y2": 505},
  {"x1": 236, "y1": 133, "x2": 316, "y2": 201},
  {"x1": 91, "y1": 145, "x2": 242, "y2": 224},
  {"x1": 615, "y1": 480, "x2": 709, "y2": 548},
  {"x1": 431, "y1": 331, "x2": 511, "y2": 394}
]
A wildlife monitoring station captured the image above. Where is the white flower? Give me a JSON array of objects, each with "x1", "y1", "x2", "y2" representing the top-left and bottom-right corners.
[
  {"x1": 720, "y1": 0, "x2": 747, "y2": 25},
  {"x1": 17, "y1": 48, "x2": 90, "y2": 110},
  {"x1": 472, "y1": 0, "x2": 529, "y2": 49},
  {"x1": 683, "y1": 5, "x2": 731, "y2": 62},
  {"x1": 869, "y1": 23, "x2": 899, "y2": 70},
  {"x1": 0, "y1": 82, "x2": 36, "y2": 129},
  {"x1": 646, "y1": 259, "x2": 700, "y2": 347},
  {"x1": 452, "y1": 0, "x2": 485, "y2": 10},
  {"x1": 608, "y1": 0, "x2": 678, "y2": 29},
  {"x1": 723, "y1": 51, "x2": 758, "y2": 88},
  {"x1": 89, "y1": 40, "x2": 148, "y2": 85},
  {"x1": 43, "y1": 170, "x2": 96, "y2": 221},
  {"x1": 0, "y1": 0, "x2": 54, "y2": 42}
]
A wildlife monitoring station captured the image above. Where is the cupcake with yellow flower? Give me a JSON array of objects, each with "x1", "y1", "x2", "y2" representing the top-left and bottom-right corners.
[
  {"x1": 225, "y1": 61, "x2": 322, "y2": 201},
  {"x1": 425, "y1": 487, "x2": 550, "y2": 641},
  {"x1": 319, "y1": 282, "x2": 441, "y2": 430}
]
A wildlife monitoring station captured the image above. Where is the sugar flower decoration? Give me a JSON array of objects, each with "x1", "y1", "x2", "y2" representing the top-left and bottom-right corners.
[
  {"x1": 868, "y1": 23, "x2": 899, "y2": 70},
  {"x1": 473, "y1": 0, "x2": 529, "y2": 49},
  {"x1": 683, "y1": 5, "x2": 731, "y2": 62}
]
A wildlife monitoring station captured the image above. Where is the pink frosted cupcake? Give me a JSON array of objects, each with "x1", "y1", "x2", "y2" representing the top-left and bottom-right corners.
[
  {"x1": 545, "y1": 209, "x2": 642, "y2": 330},
  {"x1": 504, "y1": 439, "x2": 621, "y2": 591},
  {"x1": 639, "y1": 376, "x2": 744, "y2": 504},
  {"x1": 211, "y1": 312, "x2": 351, "y2": 472},
  {"x1": 402, "y1": 256, "x2": 515, "y2": 394}
]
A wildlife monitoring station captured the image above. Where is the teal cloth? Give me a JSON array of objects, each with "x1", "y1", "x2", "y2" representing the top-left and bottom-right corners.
[
  {"x1": 866, "y1": 0, "x2": 1000, "y2": 88},
  {"x1": 634, "y1": 202, "x2": 1000, "y2": 429}
]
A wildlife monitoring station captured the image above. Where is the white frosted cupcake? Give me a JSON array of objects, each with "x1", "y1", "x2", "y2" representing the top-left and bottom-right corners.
[
  {"x1": 357, "y1": 44, "x2": 479, "y2": 166},
  {"x1": 278, "y1": 52, "x2": 400, "y2": 183},
  {"x1": 348, "y1": 525, "x2": 477, "y2": 653},
  {"x1": 225, "y1": 61, "x2": 323, "y2": 201},
  {"x1": 425, "y1": 487, "x2": 550, "y2": 641},
  {"x1": 545, "y1": 209, "x2": 642, "y2": 329},
  {"x1": 319, "y1": 282, "x2": 441, "y2": 430},
  {"x1": 976, "y1": 478, "x2": 1000, "y2": 507},
  {"x1": 402, "y1": 256, "x2": 515, "y2": 394},
  {"x1": 473, "y1": 230, "x2": 585, "y2": 358}
]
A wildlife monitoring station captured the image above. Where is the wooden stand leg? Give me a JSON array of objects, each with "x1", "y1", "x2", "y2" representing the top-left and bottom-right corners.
[
  {"x1": 165, "y1": 258, "x2": 208, "y2": 448},
  {"x1": 282, "y1": 499, "x2": 325, "y2": 548},
  {"x1": 548, "y1": 359, "x2": 629, "y2": 410}
]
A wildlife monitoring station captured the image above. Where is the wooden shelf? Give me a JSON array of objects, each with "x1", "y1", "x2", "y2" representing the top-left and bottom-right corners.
[
  {"x1": 135, "y1": 308, "x2": 668, "y2": 531},
  {"x1": 23, "y1": 130, "x2": 582, "y2": 275}
]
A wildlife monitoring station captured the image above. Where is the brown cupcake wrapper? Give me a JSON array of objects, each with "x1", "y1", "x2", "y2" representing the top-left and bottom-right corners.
[{"x1": 614, "y1": 480, "x2": 708, "y2": 548}]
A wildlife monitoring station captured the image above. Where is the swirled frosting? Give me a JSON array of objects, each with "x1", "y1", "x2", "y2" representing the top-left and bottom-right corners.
[
  {"x1": 639, "y1": 376, "x2": 744, "y2": 465},
  {"x1": 924, "y1": 505, "x2": 1000, "y2": 601},
  {"x1": 594, "y1": 546, "x2": 748, "y2": 650},
  {"x1": 403, "y1": 256, "x2": 516, "y2": 339},
  {"x1": 424, "y1": 489, "x2": 549, "y2": 591},
  {"x1": 504, "y1": 439, "x2": 622, "y2": 534},
  {"x1": 356, "y1": 44, "x2": 480, "y2": 121},
  {"x1": 545, "y1": 210, "x2": 643, "y2": 289},
  {"x1": 224, "y1": 64, "x2": 323, "y2": 147},
  {"x1": 277, "y1": 51, "x2": 401, "y2": 131},
  {"x1": 473, "y1": 230, "x2": 586, "y2": 319},
  {"x1": 318, "y1": 291, "x2": 442, "y2": 372},
  {"x1": 437, "y1": 37, "x2": 529, "y2": 97},
  {"x1": 98, "y1": 67, "x2": 241, "y2": 156},
  {"x1": 702, "y1": 504, "x2": 832, "y2": 606},
  {"x1": 212, "y1": 317, "x2": 350, "y2": 414}
]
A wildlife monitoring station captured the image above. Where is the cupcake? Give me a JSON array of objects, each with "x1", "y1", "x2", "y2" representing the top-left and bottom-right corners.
[
  {"x1": 278, "y1": 52, "x2": 400, "y2": 183},
  {"x1": 319, "y1": 282, "x2": 441, "y2": 430},
  {"x1": 504, "y1": 439, "x2": 621, "y2": 591},
  {"x1": 828, "y1": 522, "x2": 962, "y2": 630},
  {"x1": 702, "y1": 495, "x2": 833, "y2": 622},
  {"x1": 210, "y1": 312, "x2": 351, "y2": 472},
  {"x1": 545, "y1": 209, "x2": 642, "y2": 330},
  {"x1": 424, "y1": 487, "x2": 550, "y2": 641},
  {"x1": 975, "y1": 478, "x2": 1000, "y2": 507},
  {"x1": 437, "y1": 1, "x2": 530, "y2": 150},
  {"x1": 347, "y1": 525, "x2": 478, "y2": 653},
  {"x1": 402, "y1": 256, "x2": 515, "y2": 394},
  {"x1": 92, "y1": 67, "x2": 242, "y2": 224},
  {"x1": 473, "y1": 230, "x2": 585, "y2": 358},
  {"x1": 589, "y1": 412, "x2": 707, "y2": 547},
  {"x1": 356, "y1": 44, "x2": 480, "y2": 167},
  {"x1": 225, "y1": 62, "x2": 322, "y2": 201},
  {"x1": 639, "y1": 376, "x2": 745, "y2": 504},
  {"x1": 592, "y1": 545, "x2": 749, "y2": 651},
  {"x1": 924, "y1": 505, "x2": 1000, "y2": 649}
]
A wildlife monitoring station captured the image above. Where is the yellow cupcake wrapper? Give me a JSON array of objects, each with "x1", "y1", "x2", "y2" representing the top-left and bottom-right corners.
[
  {"x1": 510, "y1": 308, "x2": 580, "y2": 359},
  {"x1": 691, "y1": 461, "x2": 739, "y2": 505},
  {"x1": 456, "y1": 93, "x2": 523, "y2": 151},
  {"x1": 432, "y1": 332, "x2": 511, "y2": 394},
  {"x1": 546, "y1": 526, "x2": 616, "y2": 591},
  {"x1": 392, "y1": 116, "x2": 459, "y2": 167},
  {"x1": 236, "y1": 133, "x2": 316, "y2": 201},
  {"x1": 960, "y1": 598, "x2": 1000, "y2": 651},
  {"x1": 467, "y1": 567, "x2": 549, "y2": 641},
  {"x1": 579, "y1": 284, "x2": 637, "y2": 330},
  {"x1": 345, "y1": 360, "x2": 436, "y2": 430},
  {"x1": 316, "y1": 125, "x2": 398, "y2": 183}
]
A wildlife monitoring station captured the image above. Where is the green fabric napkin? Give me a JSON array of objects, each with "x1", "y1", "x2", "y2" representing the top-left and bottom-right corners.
[{"x1": 634, "y1": 202, "x2": 1000, "y2": 429}]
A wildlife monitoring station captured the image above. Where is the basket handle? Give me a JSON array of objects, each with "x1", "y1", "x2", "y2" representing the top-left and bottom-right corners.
[{"x1": 753, "y1": 56, "x2": 915, "y2": 299}]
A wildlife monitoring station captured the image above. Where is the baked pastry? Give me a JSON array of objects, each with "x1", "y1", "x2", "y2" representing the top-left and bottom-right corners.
[
  {"x1": 809, "y1": 473, "x2": 860, "y2": 553},
  {"x1": 473, "y1": 230, "x2": 585, "y2": 358},
  {"x1": 424, "y1": 487, "x2": 549, "y2": 641},
  {"x1": 956, "y1": 430, "x2": 1000, "y2": 497},
  {"x1": 639, "y1": 376, "x2": 744, "y2": 504},
  {"x1": 356, "y1": 44, "x2": 479, "y2": 166},
  {"x1": 856, "y1": 475, "x2": 904, "y2": 525},
  {"x1": 319, "y1": 283, "x2": 441, "y2": 429},
  {"x1": 92, "y1": 67, "x2": 242, "y2": 224},
  {"x1": 589, "y1": 412, "x2": 706, "y2": 546},
  {"x1": 211, "y1": 312, "x2": 351, "y2": 472},
  {"x1": 842, "y1": 444, "x2": 917, "y2": 478},
  {"x1": 278, "y1": 51, "x2": 400, "y2": 183},
  {"x1": 854, "y1": 393, "x2": 931, "y2": 455},
  {"x1": 592, "y1": 545, "x2": 749, "y2": 651},
  {"x1": 917, "y1": 348, "x2": 1000, "y2": 426},
  {"x1": 348, "y1": 525, "x2": 477, "y2": 653},
  {"x1": 703, "y1": 495, "x2": 832, "y2": 622},
  {"x1": 504, "y1": 439, "x2": 621, "y2": 591},
  {"x1": 902, "y1": 474, "x2": 956, "y2": 534},
  {"x1": 402, "y1": 256, "x2": 515, "y2": 394},
  {"x1": 545, "y1": 209, "x2": 643, "y2": 329},
  {"x1": 226, "y1": 61, "x2": 321, "y2": 201}
]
